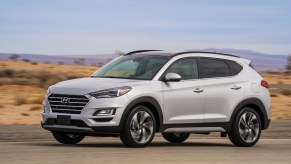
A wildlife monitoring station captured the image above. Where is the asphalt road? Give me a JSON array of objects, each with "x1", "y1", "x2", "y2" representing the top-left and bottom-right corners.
[{"x1": 1, "y1": 138, "x2": 291, "y2": 164}]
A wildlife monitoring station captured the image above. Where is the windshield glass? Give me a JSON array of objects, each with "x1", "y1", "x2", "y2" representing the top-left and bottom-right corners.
[{"x1": 91, "y1": 55, "x2": 170, "y2": 80}]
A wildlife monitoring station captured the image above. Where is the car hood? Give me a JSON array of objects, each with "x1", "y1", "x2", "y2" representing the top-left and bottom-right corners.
[{"x1": 49, "y1": 77, "x2": 149, "y2": 95}]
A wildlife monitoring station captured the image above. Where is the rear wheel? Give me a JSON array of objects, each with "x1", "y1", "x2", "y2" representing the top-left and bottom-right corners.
[
  {"x1": 228, "y1": 107, "x2": 261, "y2": 147},
  {"x1": 52, "y1": 132, "x2": 85, "y2": 144},
  {"x1": 120, "y1": 106, "x2": 156, "y2": 147},
  {"x1": 162, "y1": 133, "x2": 190, "y2": 143}
]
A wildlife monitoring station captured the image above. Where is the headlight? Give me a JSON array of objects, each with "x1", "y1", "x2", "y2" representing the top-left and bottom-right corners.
[{"x1": 89, "y1": 86, "x2": 132, "y2": 98}]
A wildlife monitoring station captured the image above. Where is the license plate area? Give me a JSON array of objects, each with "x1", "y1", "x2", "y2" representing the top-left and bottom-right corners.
[{"x1": 57, "y1": 115, "x2": 71, "y2": 125}]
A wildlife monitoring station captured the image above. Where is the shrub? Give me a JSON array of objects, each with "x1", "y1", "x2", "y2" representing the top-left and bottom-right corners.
[
  {"x1": 0, "y1": 67, "x2": 86, "y2": 88},
  {"x1": 0, "y1": 69, "x2": 14, "y2": 77},
  {"x1": 15, "y1": 95, "x2": 28, "y2": 105},
  {"x1": 21, "y1": 113, "x2": 29, "y2": 116},
  {"x1": 32, "y1": 95, "x2": 44, "y2": 104},
  {"x1": 270, "y1": 94, "x2": 278, "y2": 97},
  {"x1": 30, "y1": 105, "x2": 40, "y2": 111},
  {"x1": 67, "y1": 75, "x2": 80, "y2": 80},
  {"x1": 13, "y1": 78, "x2": 31, "y2": 86},
  {"x1": 281, "y1": 89, "x2": 291, "y2": 96},
  {"x1": 35, "y1": 71, "x2": 49, "y2": 83},
  {"x1": 22, "y1": 59, "x2": 30, "y2": 62}
]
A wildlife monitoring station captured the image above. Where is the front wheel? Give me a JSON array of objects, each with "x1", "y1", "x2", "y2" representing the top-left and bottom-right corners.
[
  {"x1": 228, "y1": 107, "x2": 261, "y2": 147},
  {"x1": 120, "y1": 106, "x2": 156, "y2": 147},
  {"x1": 162, "y1": 133, "x2": 190, "y2": 143},
  {"x1": 52, "y1": 132, "x2": 85, "y2": 144}
]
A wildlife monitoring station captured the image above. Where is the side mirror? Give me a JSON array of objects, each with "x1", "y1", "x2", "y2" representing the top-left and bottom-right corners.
[{"x1": 164, "y1": 73, "x2": 181, "y2": 82}]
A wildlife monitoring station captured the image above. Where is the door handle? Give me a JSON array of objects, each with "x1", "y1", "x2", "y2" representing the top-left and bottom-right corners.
[
  {"x1": 231, "y1": 86, "x2": 241, "y2": 90},
  {"x1": 193, "y1": 88, "x2": 204, "y2": 93}
]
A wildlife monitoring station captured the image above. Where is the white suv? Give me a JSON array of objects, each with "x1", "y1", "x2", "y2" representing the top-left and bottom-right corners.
[{"x1": 42, "y1": 50, "x2": 271, "y2": 147}]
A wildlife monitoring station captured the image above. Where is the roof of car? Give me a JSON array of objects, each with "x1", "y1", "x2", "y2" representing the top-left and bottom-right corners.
[{"x1": 124, "y1": 50, "x2": 241, "y2": 58}]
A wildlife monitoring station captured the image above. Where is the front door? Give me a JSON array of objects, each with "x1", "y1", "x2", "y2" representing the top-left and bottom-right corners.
[{"x1": 162, "y1": 58, "x2": 205, "y2": 124}]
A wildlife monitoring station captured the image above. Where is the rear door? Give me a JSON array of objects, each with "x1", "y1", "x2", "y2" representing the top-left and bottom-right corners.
[{"x1": 198, "y1": 58, "x2": 244, "y2": 123}]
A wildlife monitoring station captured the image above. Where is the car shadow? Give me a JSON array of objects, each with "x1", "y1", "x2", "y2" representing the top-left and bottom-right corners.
[{"x1": 24, "y1": 141, "x2": 233, "y2": 148}]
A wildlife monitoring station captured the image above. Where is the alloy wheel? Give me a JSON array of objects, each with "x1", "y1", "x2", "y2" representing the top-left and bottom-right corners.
[
  {"x1": 238, "y1": 112, "x2": 260, "y2": 143},
  {"x1": 130, "y1": 110, "x2": 154, "y2": 144}
]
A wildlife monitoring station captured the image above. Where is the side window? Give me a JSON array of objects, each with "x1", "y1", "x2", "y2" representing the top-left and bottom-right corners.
[
  {"x1": 166, "y1": 58, "x2": 198, "y2": 80},
  {"x1": 225, "y1": 60, "x2": 243, "y2": 75},
  {"x1": 200, "y1": 58, "x2": 231, "y2": 78}
]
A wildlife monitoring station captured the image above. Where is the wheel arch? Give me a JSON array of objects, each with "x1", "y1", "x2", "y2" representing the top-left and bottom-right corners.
[
  {"x1": 230, "y1": 98, "x2": 270, "y2": 130},
  {"x1": 119, "y1": 96, "x2": 163, "y2": 132}
]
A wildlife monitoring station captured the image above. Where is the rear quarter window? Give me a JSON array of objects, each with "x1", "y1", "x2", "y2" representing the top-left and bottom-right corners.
[{"x1": 225, "y1": 60, "x2": 243, "y2": 76}]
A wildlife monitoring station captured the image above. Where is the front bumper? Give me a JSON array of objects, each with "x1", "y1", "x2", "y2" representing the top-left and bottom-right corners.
[
  {"x1": 41, "y1": 94, "x2": 130, "y2": 134},
  {"x1": 41, "y1": 120, "x2": 121, "y2": 135}
]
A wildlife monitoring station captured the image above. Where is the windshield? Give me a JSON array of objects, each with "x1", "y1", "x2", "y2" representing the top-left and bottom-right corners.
[{"x1": 91, "y1": 55, "x2": 170, "y2": 80}]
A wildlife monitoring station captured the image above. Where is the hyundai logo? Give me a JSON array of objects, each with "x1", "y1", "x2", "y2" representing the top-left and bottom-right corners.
[{"x1": 61, "y1": 97, "x2": 70, "y2": 103}]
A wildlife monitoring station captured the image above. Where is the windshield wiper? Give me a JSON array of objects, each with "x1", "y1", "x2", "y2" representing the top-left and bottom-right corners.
[
  {"x1": 102, "y1": 76, "x2": 123, "y2": 79},
  {"x1": 91, "y1": 76, "x2": 148, "y2": 80},
  {"x1": 91, "y1": 76, "x2": 129, "y2": 79}
]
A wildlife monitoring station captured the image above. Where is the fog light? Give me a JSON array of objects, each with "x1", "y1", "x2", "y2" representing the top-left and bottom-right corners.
[{"x1": 94, "y1": 109, "x2": 115, "y2": 116}]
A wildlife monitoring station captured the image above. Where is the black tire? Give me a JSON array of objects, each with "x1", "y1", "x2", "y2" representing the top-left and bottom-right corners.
[
  {"x1": 120, "y1": 106, "x2": 156, "y2": 147},
  {"x1": 52, "y1": 132, "x2": 85, "y2": 144},
  {"x1": 162, "y1": 133, "x2": 190, "y2": 143},
  {"x1": 228, "y1": 107, "x2": 261, "y2": 147}
]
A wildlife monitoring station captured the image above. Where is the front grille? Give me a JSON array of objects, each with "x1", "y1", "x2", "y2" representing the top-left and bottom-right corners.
[{"x1": 48, "y1": 94, "x2": 90, "y2": 114}]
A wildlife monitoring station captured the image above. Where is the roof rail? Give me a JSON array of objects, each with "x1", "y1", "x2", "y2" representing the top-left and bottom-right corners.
[
  {"x1": 172, "y1": 51, "x2": 240, "y2": 58},
  {"x1": 124, "y1": 50, "x2": 163, "y2": 56}
]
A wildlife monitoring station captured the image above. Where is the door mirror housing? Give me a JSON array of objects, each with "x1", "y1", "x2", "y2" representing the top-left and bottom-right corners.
[{"x1": 164, "y1": 73, "x2": 181, "y2": 82}]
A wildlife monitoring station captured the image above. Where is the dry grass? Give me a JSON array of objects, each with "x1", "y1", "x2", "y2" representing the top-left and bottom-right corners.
[
  {"x1": 0, "y1": 61, "x2": 100, "y2": 124},
  {"x1": 261, "y1": 72, "x2": 291, "y2": 84},
  {"x1": 0, "y1": 61, "x2": 291, "y2": 124},
  {"x1": 0, "y1": 69, "x2": 79, "y2": 88},
  {"x1": 0, "y1": 85, "x2": 46, "y2": 124}
]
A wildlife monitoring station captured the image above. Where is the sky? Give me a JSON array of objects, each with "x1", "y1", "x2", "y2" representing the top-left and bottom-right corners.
[{"x1": 0, "y1": 0, "x2": 290, "y2": 55}]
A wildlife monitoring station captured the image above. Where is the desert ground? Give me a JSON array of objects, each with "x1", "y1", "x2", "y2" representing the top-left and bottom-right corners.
[
  {"x1": 1, "y1": 139, "x2": 291, "y2": 164},
  {"x1": 0, "y1": 61, "x2": 290, "y2": 124}
]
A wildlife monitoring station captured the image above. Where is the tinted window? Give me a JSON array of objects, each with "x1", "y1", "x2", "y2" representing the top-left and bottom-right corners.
[
  {"x1": 166, "y1": 58, "x2": 198, "y2": 80},
  {"x1": 225, "y1": 60, "x2": 243, "y2": 75},
  {"x1": 200, "y1": 58, "x2": 231, "y2": 78}
]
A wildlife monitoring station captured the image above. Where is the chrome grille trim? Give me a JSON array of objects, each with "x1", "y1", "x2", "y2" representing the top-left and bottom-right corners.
[
  {"x1": 48, "y1": 101, "x2": 87, "y2": 104},
  {"x1": 48, "y1": 94, "x2": 90, "y2": 114},
  {"x1": 49, "y1": 97, "x2": 88, "y2": 100}
]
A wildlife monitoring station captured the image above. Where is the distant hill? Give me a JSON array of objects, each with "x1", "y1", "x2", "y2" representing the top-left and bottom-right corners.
[
  {"x1": 0, "y1": 49, "x2": 288, "y2": 71},
  {"x1": 191, "y1": 48, "x2": 288, "y2": 72},
  {"x1": 0, "y1": 53, "x2": 118, "y2": 66}
]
